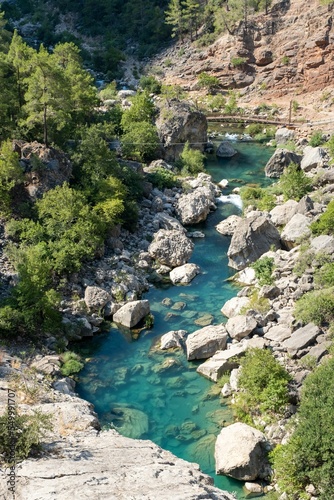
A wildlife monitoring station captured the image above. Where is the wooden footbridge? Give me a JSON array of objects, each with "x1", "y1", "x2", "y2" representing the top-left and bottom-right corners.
[{"x1": 206, "y1": 114, "x2": 298, "y2": 128}]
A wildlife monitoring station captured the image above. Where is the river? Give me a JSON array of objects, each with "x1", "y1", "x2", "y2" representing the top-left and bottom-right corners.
[{"x1": 74, "y1": 133, "x2": 274, "y2": 498}]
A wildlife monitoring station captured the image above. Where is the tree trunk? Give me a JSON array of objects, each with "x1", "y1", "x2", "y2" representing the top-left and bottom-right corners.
[{"x1": 43, "y1": 101, "x2": 48, "y2": 146}]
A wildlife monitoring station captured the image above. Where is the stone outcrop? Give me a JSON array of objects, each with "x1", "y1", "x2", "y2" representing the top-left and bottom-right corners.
[
  {"x1": 282, "y1": 323, "x2": 321, "y2": 357},
  {"x1": 227, "y1": 214, "x2": 281, "y2": 270},
  {"x1": 186, "y1": 324, "x2": 228, "y2": 360},
  {"x1": 215, "y1": 422, "x2": 268, "y2": 481},
  {"x1": 265, "y1": 149, "x2": 301, "y2": 178},
  {"x1": 270, "y1": 200, "x2": 298, "y2": 226},
  {"x1": 216, "y1": 141, "x2": 237, "y2": 158},
  {"x1": 221, "y1": 296, "x2": 250, "y2": 318},
  {"x1": 169, "y1": 263, "x2": 200, "y2": 284},
  {"x1": 154, "y1": 212, "x2": 186, "y2": 233},
  {"x1": 216, "y1": 215, "x2": 242, "y2": 236},
  {"x1": 225, "y1": 315, "x2": 257, "y2": 340},
  {"x1": 148, "y1": 229, "x2": 194, "y2": 267},
  {"x1": 275, "y1": 128, "x2": 295, "y2": 145},
  {"x1": 84, "y1": 286, "x2": 112, "y2": 312},
  {"x1": 310, "y1": 234, "x2": 334, "y2": 254},
  {"x1": 7, "y1": 430, "x2": 235, "y2": 500},
  {"x1": 156, "y1": 99, "x2": 207, "y2": 161},
  {"x1": 160, "y1": 330, "x2": 187, "y2": 349},
  {"x1": 281, "y1": 213, "x2": 311, "y2": 249},
  {"x1": 176, "y1": 186, "x2": 216, "y2": 224},
  {"x1": 197, "y1": 344, "x2": 247, "y2": 382},
  {"x1": 112, "y1": 300, "x2": 150, "y2": 328},
  {"x1": 301, "y1": 146, "x2": 328, "y2": 172}
]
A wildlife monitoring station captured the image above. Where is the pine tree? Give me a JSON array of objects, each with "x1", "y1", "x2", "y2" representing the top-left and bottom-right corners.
[
  {"x1": 183, "y1": 0, "x2": 201, "y2": 40},
  {"x1": 165, "y1": 0, "x2": 186, "y2": 40}
]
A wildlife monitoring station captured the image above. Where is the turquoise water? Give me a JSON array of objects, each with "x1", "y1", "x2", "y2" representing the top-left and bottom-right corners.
[{"x1": 75, "y1": 138, "x2": 274, "y2": 498}]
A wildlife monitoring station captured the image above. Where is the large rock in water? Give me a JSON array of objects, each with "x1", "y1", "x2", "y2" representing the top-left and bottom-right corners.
[
  {"x1": 265, "y1": 148, "x2": 301, "y2": 178},
  {"x1": 227, "y1": 214, "x2": 281, "y2": 270},
  {"x1": 8, "y1": 430, "x2": 235, "y2": 500},
  {"x1": 169, "y1": 263, "x2": 200, "y2": 284},
  {"x1": 186, "y1": 324, "x2": 228, "y2": 360},
  {"x1": 112, "y1": 300, "x2": 150, "y2": 328},
  {"x1": 176, "y1": 186, "x2": 216, "y2": 224},
  {"x1": 215, "y1": 422, "x2": 268, "y2": 480},
  {"x1": 156, "y1": 99, "x2": 207, "y2": 161},
  {"x1": 148, "y1": 229, "x2": 194, "y2": 267},
  {"x1": 216, "y1": 141, "x2": 237, "y2": 158}
]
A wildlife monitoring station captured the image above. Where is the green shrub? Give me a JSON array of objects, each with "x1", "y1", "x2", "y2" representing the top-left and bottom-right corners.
[
  {"x1": 60, "y1": 351, "x2": 84, "y2": 376},
  {"x1": 251, "y1": 256, "x2": 275, "y2": 285},
  {"x1": 309, "y1": 130, "x2": 325, "y2": 147},
  {"x1": 230, "y1": 56, "x2": 247, "y2": 67},
  {"x1": 314, "y1": 262, "x2": 334, "y2": 287},
  {"x1": 278, "y1": 163, "x2": 312, "y2": 201},
  {"x1": 206, "y1": 94, "x2": 226, "y2": 112},
  {"x1": 147, "y1": 167, "x2": 179, "y2": 190},
  {"x1": 233, "y1": 348, "x2": 291, "y2": 424},
  {"x1": 197, "y1": 72, "x2": 220, "y2": 91},
  {"x1": 281, "y1": 55, "x2": 290, "y2": 65},
  {"x1": 294, "y1": 288, "x2": 334, "y2": 325},
  {"x1": 99, "y1": 81, "x2": 117, "y2": 100},
  {"x1": 271, "y1": 356, "x2": 334, "y2": 499},
  {"x1": 239, "y1": 186, "x2": 276, "y2": 211},
  {"x1": 0, "y1": 409, "x2": 52, "y2": 464},
  {"x1": 311, "y1": 199, "x2": 334, "y2": 235},
  {"x1": 121, "y1": 121, "x2": 159, "y2": 162},
  {"x1": 179, "y1": 141, "x2": 205, "y2": 175},
  {"x1": 240, "y1": 289, "x2": 270, "y2": 315},
  {"x1": 139, "y1": 75, "x2": 161, "y2": 94}
]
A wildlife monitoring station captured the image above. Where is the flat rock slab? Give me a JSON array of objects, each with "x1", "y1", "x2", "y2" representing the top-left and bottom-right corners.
[
  {"x1": 186, "y1": 324, "x2": 228, "y2": 360},
  {"x1": 8, "y1": 430, "x2": 235, "y2": 500},
  {"x1": 264, "y1": 325, "x2": 292, "y2": 343},
  {"x1": 226, "y1": 315, "x2": 257, "y2": 341},
  {"x1": 197, "y1": 344, "x2": 247, "y2": 382},
  {"x1": 282, "y1": 323, "x2": 321, "y2": 356}
]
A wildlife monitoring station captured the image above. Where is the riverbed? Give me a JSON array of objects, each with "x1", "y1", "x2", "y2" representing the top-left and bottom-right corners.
[{"x1": 75, "y1": 135, "x2": 274, "y2": 498}]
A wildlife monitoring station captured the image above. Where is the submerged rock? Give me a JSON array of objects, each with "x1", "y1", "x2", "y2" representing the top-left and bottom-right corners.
[
  {"x1": 110, "y1": 407, "x2": 149, "y2": 439},
  {"x1": 216, "y1": 141, "x2": 237, "y2": 158},
  {"x1": 169, "y1": 263, "x2": 200, "y2": 285}
]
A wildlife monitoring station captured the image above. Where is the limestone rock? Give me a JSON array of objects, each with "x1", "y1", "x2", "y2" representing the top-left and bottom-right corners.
[
  {"x1": 160, "y1": 330, "x2": 187, "y2": 350},
  {"x1": 216, "y1": 215, "x2": 242, "y2": 236},
  {"x1": 265, "y1": 149, "x2": 301, "y2": 178},
  {"x1": 197, "y1": 344, "x2": 247, "y2": 382},
  {"x1": 227, "y1": 214, "x2": 281, "y2": 270},
  {"x1": 221, "y1": 296, "x2": 250, "y2": 318},
  {"x1": 31, "y1": 356, "x2": 61, "y2": 376},
  {"x1": 84, "y1": 286, "x2": 112, "y2": 312},
  {"x1": 216, "y1": 141, "x2": 237, "y2": 158},
  {"x1": 282, "y1": 323, "x2": 321, "y2": 356},
  {"x1": 281, "y1": 213, "x2": 311, "y2": 249},
  {"x1": 301, "y1": 146, "x2": 328, "y2": 172},
  {"x1": 226, "y1": 315, "x2": 257, "y2": 340},
  {"x1": 156, "y1": 99, "x2": 207, "y2": 161},
  {"x1": 270, "y1": 200, "x2": 298, "y2": 226},
  {"x1": 310, "y1": 235, "x2": 334, "y2": 254},
  {"x1": 233, "y1": 267, "x2": 257, "y2": 285},
  {"x1": 148, "y1": 229, "x2": 194, "y2": 267},
  {"x1": 8, "y1": 430, "x2": 235, "y2": 500},
  {"x1": 293, "y1": 195, "x2": 314, "y2": 216},
  {"x1": 113, "y1": 300, "x2": 150, "y2": 328},
  {"x1": 275, "y1": 128, "x2": 295, "y2": 145},
  {"x1": 264, "y1": 325, "x2": 292, "y2": 343},
  {"x1": 154, "y1": 212, "x2": 186, "y2": 233},
  {"x1": 186, "y1": 324, "x2": 228, "y2": 360},
  {"x1": 215, "y1": 422, "x2": 268, "y2": 481},
  {"x1": 176, "y1": 186, "x2": 216, "y2": 225},
  {"x1": 170, "y1": 263, "x2": 200, "y2": 284}
]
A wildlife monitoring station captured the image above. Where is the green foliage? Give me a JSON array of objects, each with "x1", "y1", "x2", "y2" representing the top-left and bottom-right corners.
[
  {"x1": 99, "y1": 81, "x2": 118, "y2": 101},
  {"x1": 271, "y1": 356, "x2": 334, "y2": 499},
  {"x1": 139, "y1": 75, "x2": 162, "y2": 94},
  {"x1": 230, "y1": 56, "x2": 247, "y2": 67},
  {"x1": 309, "y1": 130, "x2": 325, "y2": 147},
  {"x1": 223, "y1": 91, "x2": 240, "y2": 115},
  {"x1": 326, "y1": 134, "x2": 334, "y2": 158},
  {"x1": 241, "y1": 289, "x2": 270, "y2": 314},
  {"x1": 60, "y1": 351, "x2": 84, "y2": 376},
  {"x1": 144, "y1": 313, "x2": 154, "y2": 329},
  {"x1": 278, "y1": 163, "x2": 312, "y2": 201},
  {"x1": 206, "y1": 94, "x2": 226, "y2": 112},
  {"x1": 251, "y1": 256, "x2": 275, "y2": 285},
  {"x1": 179, "y1": 141, "x2": 205, "y2": 175},
  {"x1": 314, "y1": 261, "x2": 334, "y2": 287},
  {"x1": 147, "y1": 167, "x2": 179, "y2": 189},
  {"x1": 0, "y1": 139, "x2": 23, "y2": 215},
  {"x1": 197, "y1": 72, "x2": 220, "y2": 91},
  {"x1": 281, "y1": 55, "x2": 290, "y2": 65},
  {"x1": 121, "y1": 121, "x2": 159, "y2": 162},
  {"x1": 292, "y1": 100, "x2": 299, "y2": 113},
  {"x1": 246, "y1": 123, "x2": 276, "y2": 141},
  {"x1": 0, "y1": 408, "x2": 53, "y2": 463},
  {"x1": 233, "y1": 348, "x2": 291, "y2": 424},
  {"x1": 121, "y1": 91, "x2": 156, "y2": 132},
  {"x1": 239, "y1": 185, "x2": 276, "y2": 211},
  {"x1": 294, "y1": 288, "x2": 334, "y2": 326},
  {"x1": 311, "y1": 199, "x2": 334, "y2": 235}
]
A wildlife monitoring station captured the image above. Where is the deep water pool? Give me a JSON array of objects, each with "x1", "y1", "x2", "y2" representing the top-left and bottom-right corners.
[{"x1": 75, "y1": 137, "x2": 274, "y2": 498}]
